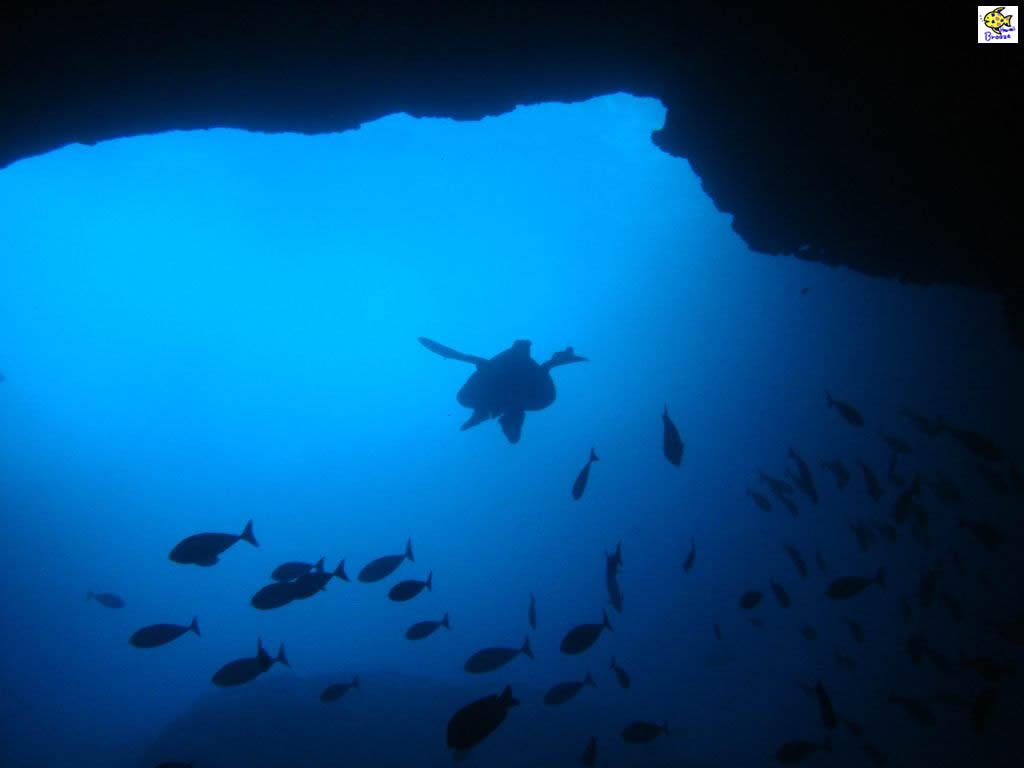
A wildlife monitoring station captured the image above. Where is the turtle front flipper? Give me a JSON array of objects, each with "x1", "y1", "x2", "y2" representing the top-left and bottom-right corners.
[
  {"x1": 418, "y1": 337, "x2": 488, "y2": 366},
  {"x1": 460, "y1": 409, "x2": 489, "y2": 431},
  {"x1": 499, "y1": 409, "x2": 525, "y2": 443},
  {"x1": 542, "y1": 346, "x2": 588, "y2": 371}
]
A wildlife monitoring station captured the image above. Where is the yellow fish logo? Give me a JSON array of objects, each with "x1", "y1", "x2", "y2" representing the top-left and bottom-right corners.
[{"x1": 984, "y1": 6, "x2": 1014, "y2": 33}]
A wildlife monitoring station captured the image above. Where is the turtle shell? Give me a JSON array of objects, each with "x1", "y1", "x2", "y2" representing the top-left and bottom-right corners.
[{"x1": 456, "y1": 342, "x2": 556, "y2": 414}]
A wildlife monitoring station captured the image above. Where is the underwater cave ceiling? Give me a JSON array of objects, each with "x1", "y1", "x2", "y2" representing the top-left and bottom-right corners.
[{"x1": 2, "y1": 4, "x2": 1020, "y2": 344}]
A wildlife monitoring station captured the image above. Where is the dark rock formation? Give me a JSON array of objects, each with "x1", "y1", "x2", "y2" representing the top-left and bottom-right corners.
[{"x1": 2, "y1": 3, "x2": 1019, "y2": 341}]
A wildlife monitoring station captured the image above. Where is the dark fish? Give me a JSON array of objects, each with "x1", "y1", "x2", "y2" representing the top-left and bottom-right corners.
[
  {"x1": 880, "y1": 432, "x2": 912, "y2": 455},
  {"x1": 211, "y1": 638, "x2": 288, "y2": 687},
  {"x1": 770, "y1": 580, "x2": 790, "y2": 608},
  {"x1": 926, "y1": 649, "x2": 954, "y2": 677},
  {"x1": 784, "y1": 467, "x2": 806, "y2": 500},
  {"x1": 406, "y1": 612, "x2": 450, "y2": 640},
  {"x1": 801, "y1": 626, "x2": 817, "y2": 641},
  {"x1": 971, "y1": 689, "x2": 998, "y2": 734},
  {"x1": 993, "y1": 615, "x2": 1024, "y2": 646},
  {"x1": 572, "y1": 447, "x2": 599, "y2": 500},
  {"x1": 912, "y1": 522, "x2": 934, "y2": 551},
  {"x1": 902, "y1": 409, "x2": 944, "y2": 436},
  {"x1": 606, "y1": 544, "x2": 624, "y2": 614},
  {"x1": 560, "y1": 610, "x2": 613, "y2": 654},
  {"x1": 849, "y1": 520, "x2": 874, "y2": 552},
  {"x1": 917, "y1": 566, "x2": 941, "y2": 608},
  {"x1": 607, "y1": 540, "x2": 623, "y2": 569},
  {"x1": 939, "y1": 590, "x2": 961, "y2": 623},
  {"x1": 957, "y1": 516, "x2": 1002, "y2": 552},
  {"x1": 464, "y1": 636, "x2": 533, "y2": 673},
  {"x1": 581, "y1": 736, "x2": 597, "y2": 766},
  {"x1": 739, "y1": 591, "x2": 763, "y2": 610},
  {"x1": 820, "y1": 459, "x2": 850, "y2": 489},
  {"x1": 857, "y1": 739, "x2": 887, "y2": 767},
  {"x1": 787, "y1": 447, "x2": 819, "y2": 503},
  {"x1": 607, "y1": 573, "x2": 624, "y2": 614},
  {"x1": 800, "y1": 286, "x2": 809, "y2": 294},
  {"x1": 782, "y1": 544, "x2": 808, "y2": 580},
  {"x1": 909, "y1": 523, "x2": 931, "y2": 548},
  {"x1": 960, "y1": 653, "x2": 1016, "y2": 684},
  {"x1": 834, "y1": 652, "x2": 856, "y2": 670},
  {"x1": 926, "y1": 472, "x2": 962, "y2": 504},
  {"x1": 874, "y1": 521, "x2": 899, "y2": 542},
  {"x1": 610, "y1": 656, "x2": 631, "y2": 689},
  {"x1": 621, "y1": 720, "x2": 668, "y2": 744},
  {"x1": 947, "y1": 547, "x2": 965, "y2": 575},
  {"x1": 776, "y1": 736, "x2": 831, "y2": 764},
  {"x1": 910, "y1": 518, "x2": 929, "y2": 543},
  {"x1": 271, "y1": 556, "x2": 323, "y2": 582},
  {"x1": 906, "y1": 633, "x2": 927, "y2": 665},
  {"x1": 899, "y1": 595, "x2": 912, "y2": 624},
  {"x1": 825, "y1": 390, "x2": 864, "y2": 426},
  {"x1": 855, "y1": 460, "x2": 882, "y2": 501},
  {"x1": 886, "y1": 454, "x2": 905, "y2": 488},
  {"x1": 976, "y1": 462, "x2": 1008, "y2": 494},
  {"x1": 759, "y1": 472, "x2": 794, "y2": 497},
  {"x1": 977, "y1": 570, "x2": 999, "y2": 596},
  {"x1": 825, "y1": 568, "x2": 885, "y2": 599},
  {"x1": 815, "y1": 548, "x2": 826, "y2": 573},
  {"x1": 773, "y1": 489, "x2": 799, "y2": 517},
  {"x1": 911, "y1": 500, "x2": 930, "y2": 533},
  {"x1": 889, "y1": 694, "x2": 936, "y2": 726},
  {"x1": 291, "y1": 559, "x2": 348, "y2": 599},
  {"x1": 842, "y1": 617, "x2": 864, "y2": 644},
  {"x1": 447, "y1": 686, "x2": 519, "y2": 751},
  {"x1": 704, "y1": 631, "x2": 736, "y2": 668},
  {"x1": 130, "y1": 617, "x2": 200, "y2": 649},
  {"x1": 320, "y1": 677, "x2": 359, "y2": 702},
  {"x1": 747, "y1": 488, "x2": 773, "y2": 512},
  {"x1": 943, "y1": 422, "x2": 1002, "y2": 461},
  {"x1": 815, "y1": 681, "x2": 837, "y2": 729},
  {"x1": 934, "y1": 690, "x2": 966, "y2": 709},
  {"x1": 388, "y1": 571, "x2": 432, "y2": 602},
  {"x1": 169, "y1": 519, "x2": 258, "y2": 566},
  {"x1": 1011, "y1": 464, "x2": 1024, "y2": 496},
  {"x1": 662, "y1": 405, "x2": 684, "y2": 467},
  {"x1": 543, "y1": 671, "x2": 596, "y2": 706},
  {"x1": 890, "y1": 476, "x2": 919, "y2": 527},
  {"x1": 358, "y1": 538, "x2": 413, "y2": 583},
  {"x1": 528, "y1": 592, "x2": 537, "y2": 630},
  {"x1": 87, "y1": 591, "x2": 124, "y2": 609},
  {"x1": 683, "y1": 538, "x2": 696, "y2": 573},
  {"x1": 251, "y1": 581, "x2": 298, "y2": 610}
]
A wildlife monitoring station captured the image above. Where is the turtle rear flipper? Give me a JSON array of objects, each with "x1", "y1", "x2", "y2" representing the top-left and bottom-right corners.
[
  {"x1": 460, "y1": 409, "x2": 489, "y2": 431},
  {"x1": 499, "y1": 409, "x2": 525, "y2": 443},
  {"x1": 418, "y1": 337, "x2": 487, "y2": 366}
]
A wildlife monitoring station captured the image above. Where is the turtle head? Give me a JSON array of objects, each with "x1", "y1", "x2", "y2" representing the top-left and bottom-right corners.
[{"x1": 544, "y1": 346, "x2": 588, "y2": 370}]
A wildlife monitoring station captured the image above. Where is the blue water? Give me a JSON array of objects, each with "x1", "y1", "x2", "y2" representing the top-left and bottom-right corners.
[{"x1": 0, "y1": 94, "x2": 1021, "y2": 767}]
